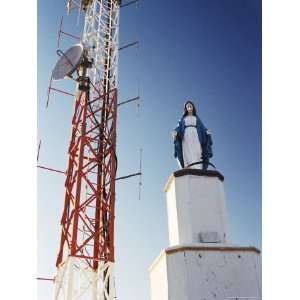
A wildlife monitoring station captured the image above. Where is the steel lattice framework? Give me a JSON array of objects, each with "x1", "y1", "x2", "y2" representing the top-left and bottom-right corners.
[{"x1": 54, "y1": 1, "x2": 121, "y2": 299}]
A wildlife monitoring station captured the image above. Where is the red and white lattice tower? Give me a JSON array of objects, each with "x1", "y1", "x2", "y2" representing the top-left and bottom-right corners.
[{"x1": 54, "y1": 1, "x2": 121, "y2": 299}]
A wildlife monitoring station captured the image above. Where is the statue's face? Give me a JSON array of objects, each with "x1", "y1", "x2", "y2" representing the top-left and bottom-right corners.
[{"x1": 186, "y1": 102, "x2": 194, "y2": 114}]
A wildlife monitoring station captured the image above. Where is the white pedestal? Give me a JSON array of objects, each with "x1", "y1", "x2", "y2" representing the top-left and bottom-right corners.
[
  {"x1": 165, "y1": 170, "x2": 229, "y2": 245},
  {"x1": 149, "y1": 244, "x2": 261, "y2": 300},
  {"x1": 149, "y1": 170, "x2": 261, "y2": 300}
]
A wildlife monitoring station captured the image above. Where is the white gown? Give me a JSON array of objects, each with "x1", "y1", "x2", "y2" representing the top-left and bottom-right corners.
[{"x1": 182, "y1": 115, "x2": 202, "y2": 168}]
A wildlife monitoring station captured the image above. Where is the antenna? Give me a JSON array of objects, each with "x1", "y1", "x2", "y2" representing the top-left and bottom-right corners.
[
  {"x1": 52, "y1": 43, "x2": 84, "y2": 80},
  {"x1": 37, "y1": 140, "x2": 41, "y2": 162},
  {"x1": 139, "y1": 148, "x2": 143, "y2": 200}
]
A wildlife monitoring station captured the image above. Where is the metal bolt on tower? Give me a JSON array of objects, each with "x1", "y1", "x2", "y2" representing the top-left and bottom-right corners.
[{"x1": 54, "y1": 0, "x2": 121, "y2": 299}]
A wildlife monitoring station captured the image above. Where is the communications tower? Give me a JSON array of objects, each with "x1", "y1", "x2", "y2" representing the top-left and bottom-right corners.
[{"x1": 53, "y1": 1, "x2": 121, "y2": 299}]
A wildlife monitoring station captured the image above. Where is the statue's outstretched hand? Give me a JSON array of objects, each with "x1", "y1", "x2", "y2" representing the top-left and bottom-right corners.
[
  {"x1": 206, "y1": 129, "x2": 212, "y2": 135},
  {"x1": 171, "y1": 131, "x2": 177, "y2": 140}
]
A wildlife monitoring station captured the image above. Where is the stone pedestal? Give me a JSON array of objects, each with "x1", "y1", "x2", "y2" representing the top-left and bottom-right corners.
[
  {"x1": 164, "y1": 169, "x2": 229, "y2": 245},
  {"x1": 149, "y1": 169, "x2": 261, "y2": 300},
  {"x1": 149, "y1": 244, "x2": 261, "y2": 300}
]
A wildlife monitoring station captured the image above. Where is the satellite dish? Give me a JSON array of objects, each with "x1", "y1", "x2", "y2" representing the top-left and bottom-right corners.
[{"x1": 52, "y1": 43, "x2": 84, "y2": 80}]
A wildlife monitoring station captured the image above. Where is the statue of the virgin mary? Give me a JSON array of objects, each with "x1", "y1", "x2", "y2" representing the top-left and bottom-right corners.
[{"x1": 172, "y1": 101, "x2": 213, "y2": 170}]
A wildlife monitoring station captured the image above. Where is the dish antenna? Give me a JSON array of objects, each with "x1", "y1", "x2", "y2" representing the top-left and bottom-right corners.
[{"x1": 52, "y1": 43, "x2": 85, "y2": 80}]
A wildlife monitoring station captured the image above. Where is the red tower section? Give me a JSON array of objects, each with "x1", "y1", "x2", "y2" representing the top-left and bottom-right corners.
[{"x1": 56, "y1": 82, "x2": 117, "y2": 269}]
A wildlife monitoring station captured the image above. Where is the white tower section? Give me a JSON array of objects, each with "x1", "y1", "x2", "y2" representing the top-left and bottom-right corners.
[
  {"x1": 82, "y1": 0, "x2": 120, "y2": 94},
  {"x1": 149, "y1": 169, "x2": 262, "y2": 300}
]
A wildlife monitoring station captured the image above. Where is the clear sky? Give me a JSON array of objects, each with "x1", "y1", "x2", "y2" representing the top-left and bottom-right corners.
[{"x1": 38, "y1": 0, "x2": 261, "y2": 299}]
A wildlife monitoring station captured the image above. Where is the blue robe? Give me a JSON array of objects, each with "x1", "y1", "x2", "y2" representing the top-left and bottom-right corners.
[{"x1": 174, "y1": 115, "x2": 213, "y2": 168}]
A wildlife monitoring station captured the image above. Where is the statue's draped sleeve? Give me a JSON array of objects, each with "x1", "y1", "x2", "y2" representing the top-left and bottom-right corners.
[
  {"x1": 196, "y1": 117, "x2": 213, "y2": 160},
  {"x1": 174, "y1": 119, "x2": 184, "y2": 168}
]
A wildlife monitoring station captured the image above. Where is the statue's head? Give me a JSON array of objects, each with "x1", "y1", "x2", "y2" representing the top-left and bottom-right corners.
[{"x1": 183, "y1": 100, "x2": 197, "y2": 117}]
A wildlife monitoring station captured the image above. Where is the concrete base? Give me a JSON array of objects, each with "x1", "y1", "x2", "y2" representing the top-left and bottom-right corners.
[
  {"x1": 149, "y1": 244, "x2": 261, "y2": 300},
  {"x1": 165, "y1": 170, "x2": 229, "y2": 246}
]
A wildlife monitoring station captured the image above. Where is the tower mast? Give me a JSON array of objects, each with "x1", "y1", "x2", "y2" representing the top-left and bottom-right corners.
[{"x1": 54, "y1": 1, "x2": 121, "y2": 299}]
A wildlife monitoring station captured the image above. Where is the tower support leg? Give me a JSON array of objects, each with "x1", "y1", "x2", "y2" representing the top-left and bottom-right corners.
[{"x1": 54, "y1": 257, "x2": 115, "y2": 300}]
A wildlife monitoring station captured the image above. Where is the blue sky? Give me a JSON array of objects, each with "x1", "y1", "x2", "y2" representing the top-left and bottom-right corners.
[{"x1": 38, "y1": 0, "x2": 261, "y2": 299}]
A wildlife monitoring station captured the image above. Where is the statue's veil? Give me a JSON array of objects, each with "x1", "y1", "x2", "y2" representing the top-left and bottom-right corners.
[{"x1": 182, "y1": 100, "x2": 197, "y2": 118}]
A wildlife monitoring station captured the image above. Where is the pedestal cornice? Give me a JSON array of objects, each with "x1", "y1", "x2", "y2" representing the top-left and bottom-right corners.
[{"x1": 164, "y1": 169, "x2": 224, "y2": 192}]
